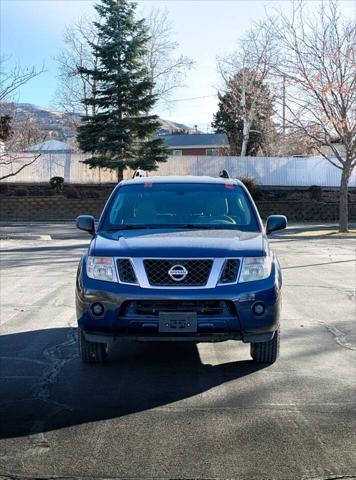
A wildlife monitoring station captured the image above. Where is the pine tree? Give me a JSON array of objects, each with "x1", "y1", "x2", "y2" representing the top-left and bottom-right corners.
[
  {"x1": 212, "y1": 70, "x2": 275, "y2": 156},
  {"x1": 77, "y1": 0, "x2": 168, "y2": 179}
]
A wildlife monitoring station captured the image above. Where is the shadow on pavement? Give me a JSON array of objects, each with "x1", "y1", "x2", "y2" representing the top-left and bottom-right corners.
[
  {"x1": 1, "y1": 243, "x2": 89, "y2": 255},
  {"x1": 1, "y1": 243, "x2": 89, "y2": 270},
  {"x1": 0, "y1": 327, "x2": 267, "y2": 439},
  {"x1": 282, "y1": 259, "x2": 355, "y2": 270}
]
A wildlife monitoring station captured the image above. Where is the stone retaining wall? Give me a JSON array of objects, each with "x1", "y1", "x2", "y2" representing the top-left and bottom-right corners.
[{"x1": 0, "y1": 184, "x2": 355, "y2": 222}]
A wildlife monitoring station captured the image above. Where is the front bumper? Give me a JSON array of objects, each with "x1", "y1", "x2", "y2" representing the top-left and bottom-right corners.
[{"x1": 76, "y1": 257, "x2": 282, "y2": 344}]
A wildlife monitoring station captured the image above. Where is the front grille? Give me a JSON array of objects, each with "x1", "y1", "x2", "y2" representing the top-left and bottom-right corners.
[
  {"x1": 219, "y1": 259, "x2": 240, "y2": 284},
  {"x1": 123, "y1": 300, "x2": 235, "y2": 317},
  {"x1": 144, "y1": 259, "x2": 213, "y2": 286},
  {"x1": 117, "y1": 259, "x2": 137, "y2": 284}
]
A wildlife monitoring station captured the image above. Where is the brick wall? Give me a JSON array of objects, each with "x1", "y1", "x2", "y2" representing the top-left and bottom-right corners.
[{"x1": 0, "y1": 184, "x2": 355, "y2": 222}]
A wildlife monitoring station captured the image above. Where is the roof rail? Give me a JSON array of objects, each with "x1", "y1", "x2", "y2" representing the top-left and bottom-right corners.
[
  {"x1": 219, "y1": 169, "x2": 230, "y2": 179},
  {"x1": 132, "y1": 168, "x2": 147, "y2": 179}
]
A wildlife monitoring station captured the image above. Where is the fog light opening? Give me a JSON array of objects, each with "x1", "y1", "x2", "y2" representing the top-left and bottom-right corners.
[
  {"x1": 91, "y1": 302, "x2": 104, "y2": 316},
  {"x1": 252, "y1": 302, "x2": 265, "y2": 316}
]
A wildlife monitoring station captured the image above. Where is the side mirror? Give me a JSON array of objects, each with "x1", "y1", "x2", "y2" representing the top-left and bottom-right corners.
[
  {"x1": 76, "y1": 215, "x2": 95, "y2": 235},
  {"x1": 266, "y1": 215, "x2": 287, "y2": 234}
]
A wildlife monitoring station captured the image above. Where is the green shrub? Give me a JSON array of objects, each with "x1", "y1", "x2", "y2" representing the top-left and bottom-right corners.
[
  {"x1": 309, "y1": 185, "x2": 322, "y2": 201},
  {"x1": 237, "y1": 176, "x2": 261, "y2": 200},
  {"x1": 14, "y1": 187, "x2": 29, "y2": 196},
  {"x1": 237, "y1": 176, "x2": 257, "y2": 193},
  {"x1": 49, "y1": 176, "x2": 64, "y2": 193},
  {"x1": 65, "y1": 186, "x2": 80, "y2": 199}
]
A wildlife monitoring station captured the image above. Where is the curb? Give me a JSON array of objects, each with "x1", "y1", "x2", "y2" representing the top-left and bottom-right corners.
[
  {"x1": 272, "y1": 233, "x2": 356, "y2": 240},
  {"x1": 0, "y1": 234, "x2": 52, "y2": 241}
]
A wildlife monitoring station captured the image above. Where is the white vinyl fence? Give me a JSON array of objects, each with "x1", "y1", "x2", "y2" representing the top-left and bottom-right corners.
[
  {"x1": 1, "y1": 152, "x2": 355, "y2": 187},
  {"x1": 151, "y1": 155, "x2": 356, "y2": 187},
  {"x1": 0, "y1": 152, "x2": 117, "y2": 183}
]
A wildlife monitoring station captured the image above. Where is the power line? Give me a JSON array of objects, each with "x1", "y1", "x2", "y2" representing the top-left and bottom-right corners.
[{"x1": 161, "y1": 94, "x2": 217, "y2": 104}]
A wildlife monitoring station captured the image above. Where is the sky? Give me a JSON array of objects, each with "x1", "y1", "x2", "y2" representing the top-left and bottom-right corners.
[{"x1": 1, "y1": 0, "x2": 355, "y2": 130}]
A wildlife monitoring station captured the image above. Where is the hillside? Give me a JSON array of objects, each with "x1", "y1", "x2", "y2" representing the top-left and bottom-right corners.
[{"x1": 0, "y1": 102, "x2": 194, "y2": 144}]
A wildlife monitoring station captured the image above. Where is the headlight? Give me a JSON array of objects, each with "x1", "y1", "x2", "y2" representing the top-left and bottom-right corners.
[
  {"x1": 239, "y1": 256, "x2": 272, "y2": 282},
  {"x1": 86, "y1": 256, "x2": 118, "y2": 282}
]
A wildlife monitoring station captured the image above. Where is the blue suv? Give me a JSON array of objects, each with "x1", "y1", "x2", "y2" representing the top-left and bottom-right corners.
[{"x1": 76, "y1": 176, "x2": 287, "y2": 364}]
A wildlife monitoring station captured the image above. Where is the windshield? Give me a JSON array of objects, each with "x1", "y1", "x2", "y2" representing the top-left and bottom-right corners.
[{"x1": 101, "y1": 182, "x2": 260, "y2": 231}]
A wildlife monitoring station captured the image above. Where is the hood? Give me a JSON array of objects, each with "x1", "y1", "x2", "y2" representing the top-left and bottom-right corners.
[{"x1": 91, "y1": 228, "x2": 267, "y2": 258}]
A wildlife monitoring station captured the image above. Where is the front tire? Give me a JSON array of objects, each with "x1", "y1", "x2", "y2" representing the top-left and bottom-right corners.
[
  {"x1": 250, "y1": 329, "x2": 280, "y2": 364},
  {"x1": 78, "y1": 328, "x2": 108, "y2": 363}
]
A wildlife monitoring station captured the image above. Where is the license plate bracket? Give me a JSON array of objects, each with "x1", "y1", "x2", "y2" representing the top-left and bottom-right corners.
[{"x1": 159, "y1": 312, "x2": 197, "y2": 333}]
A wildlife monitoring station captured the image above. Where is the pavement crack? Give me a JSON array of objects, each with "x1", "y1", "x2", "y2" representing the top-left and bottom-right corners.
[
  {"x1": 34, "y1": 326, "x2": 78, "y2": 404},
  {"x1": 321, "y1": 323, "x2": 356, "y2": 351},
  {"x1": 25, "y1": 324, "x2": 79, "y2": 454}
]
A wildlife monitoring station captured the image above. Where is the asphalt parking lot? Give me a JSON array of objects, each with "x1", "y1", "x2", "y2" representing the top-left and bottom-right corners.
[{"x1": 0, "y1": 223, "x2": 355, "y2": 480}]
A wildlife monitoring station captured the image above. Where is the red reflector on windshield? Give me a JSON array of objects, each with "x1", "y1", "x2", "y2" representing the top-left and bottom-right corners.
[
  {"x1": 225, "y1": 183, "x2": 234, "y2": 189},
  {"x1": 144, "y1": 182, "x2": 153, "y2": 188}
]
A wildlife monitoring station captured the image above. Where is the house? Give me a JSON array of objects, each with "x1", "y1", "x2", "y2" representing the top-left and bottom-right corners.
[{"x1": 161, "y1": 133, "x2": 230, "y2": 156}]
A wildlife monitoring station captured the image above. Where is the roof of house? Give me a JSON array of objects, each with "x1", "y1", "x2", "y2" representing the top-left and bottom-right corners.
[
  {"x1": 27, "y1": 139, "x2": 74, "y2": 152},
  {"x1": 161, "y1": 133, "x2": 229, "y2": 149}
]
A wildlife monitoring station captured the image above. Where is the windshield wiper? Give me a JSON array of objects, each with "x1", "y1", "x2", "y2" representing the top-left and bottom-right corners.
[
  {"x1": 106, "y1": 224, "x2": 239, "y2": 231},
  {"x1": 170, "y1": 224, "x2": 238, "y2": 229},
  {"x1": 106, "y1": 225, "x2": 153, "y2": 231},
  {"x1": 172, "y1": 224, "x2": 213, "y2": 229}
]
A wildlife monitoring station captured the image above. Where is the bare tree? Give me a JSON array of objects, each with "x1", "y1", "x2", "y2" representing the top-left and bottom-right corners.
[
  {"x1": 270, "y1": 130, "x2": 318, "y2": 156},
  {"x1": 212, "y1": 71, "x2": 275, "y2": 156},
  {"x1": 217, "y1": 19, "x2": 279, "y2": 156},
  {"x1": 54, "y1": 7, "x2": 194, "y2": 117},
  {"x1": 54, "y1": 15, "x2": 100, "y2": 119},
  {"x1": 0, "y1": 57, "x2": 45, "y2": 180},
  {"x1": 0, "y1": 117, "x2": 42, "y2": 180},
  {"x1": 0, "y1": 153, "x2": 41, "y2": 181},
  {"x1": 0, "y1": 55, "x2": 44, "y2": 102},
  {"x1": 271, "y1": 1, "x2": 355, "y2": 232},
  {"x1": 143, "y1": 7, "x2": 194, "y2": 105},
  {"x1": 0, "y1": 109, "x2": 41, "y2": 181},
  {"x1": 10, "y1": 117, "x2": 48, "y2": 151}
]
